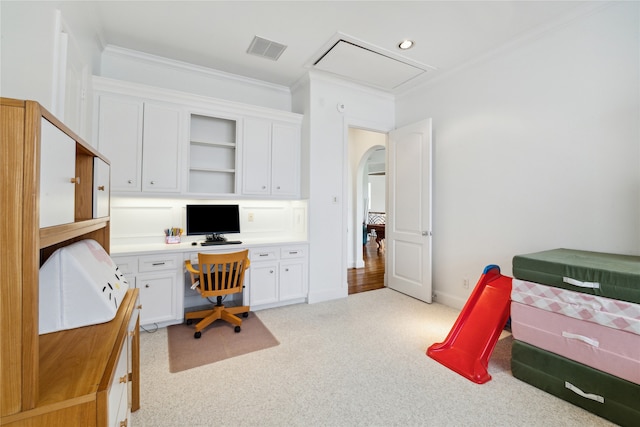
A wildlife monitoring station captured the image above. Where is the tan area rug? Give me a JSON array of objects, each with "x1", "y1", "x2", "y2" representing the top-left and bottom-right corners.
[{"x1": 167, "y1": 312, "x2": 279, "y2": 373}]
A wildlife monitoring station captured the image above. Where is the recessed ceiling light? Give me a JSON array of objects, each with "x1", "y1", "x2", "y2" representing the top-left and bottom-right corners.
[{"x1": 398, "y1": 40, "x2": 414, "y2": 50}]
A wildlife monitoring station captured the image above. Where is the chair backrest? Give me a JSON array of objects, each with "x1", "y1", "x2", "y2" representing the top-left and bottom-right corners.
[
  {"x1": 367, "y1": 211, "x2": 386, "y2": 224},
  {"x1": 194, "y1": 250, "x2": 250, "y2": 298}
]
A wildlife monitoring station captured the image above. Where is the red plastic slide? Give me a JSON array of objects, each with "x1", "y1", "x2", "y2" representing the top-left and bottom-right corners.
[{"x1": 427, "y1": 265, "x2": 512, "y2": 384}]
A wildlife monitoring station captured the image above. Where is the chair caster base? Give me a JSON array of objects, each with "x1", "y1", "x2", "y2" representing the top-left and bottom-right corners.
[
  {"x1": 234, "y1": 326, "x2": 241, "y2": 333},
  {"x1": 194, "y1": 331, "x2": 201, "y2": 339}
]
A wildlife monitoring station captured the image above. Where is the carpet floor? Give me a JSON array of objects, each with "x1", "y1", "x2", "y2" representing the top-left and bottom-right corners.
[{"x1": 131, "y1": 288, "x2": 615, "y2": 427}]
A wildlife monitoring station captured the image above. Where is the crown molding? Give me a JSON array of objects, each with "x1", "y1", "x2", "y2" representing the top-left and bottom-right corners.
[{"x1": 102, "y1": 44, "x2": 292, "y2": 95}]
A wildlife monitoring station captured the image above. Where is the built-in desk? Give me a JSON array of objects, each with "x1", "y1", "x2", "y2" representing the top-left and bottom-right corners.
[{"x1": 111, "y1": 239, "x2": 309, "y2": 328}]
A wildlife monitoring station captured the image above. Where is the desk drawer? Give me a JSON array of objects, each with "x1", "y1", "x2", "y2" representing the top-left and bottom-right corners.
[
  {"x1": 138, "y1": 254, "x2": 179, "y2": 272},
  {"x1": 280, "y1": 246, "x2": 306, "y2": 259},
  {"x1": 250, "y1": 247, "x2": 279, "y2": 262},
  {"x1": 112, "y1": 256, "x2": 138, "y2": 276}
]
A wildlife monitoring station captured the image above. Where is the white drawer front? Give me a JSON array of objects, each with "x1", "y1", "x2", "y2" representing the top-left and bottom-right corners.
[
  {"x1": 250, "y1": 247, "x2": 279, "y2": 262},
  {"x1": 280, "y1": 246, "x2": 306, "y2": 259},
  {"x1": 138, "y1": 254, "x2": 179, "y2": 272},
  {"x1": 108, "y1": 344, "x2": 128, "y2": 427},
  {"x1": 112, "y1": 256, "x2": 138, "y2": 276}
]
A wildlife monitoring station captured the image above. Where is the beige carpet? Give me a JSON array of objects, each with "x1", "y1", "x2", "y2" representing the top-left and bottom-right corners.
[
  {"x1": 135, "y1": 289, "x2": 613, "y2": 426},
  {"x1": 167, "y1": 311, "x2": 279, "y2": 373}
]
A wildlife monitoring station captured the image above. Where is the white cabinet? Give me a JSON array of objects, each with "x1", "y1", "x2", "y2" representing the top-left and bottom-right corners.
[
  {"x1": 249, "y1": 244, "x2": 308, "y2": 309},
  {"x1": 96, "y1": 94, "x2": 182, "y2": 193},
  {"x1": 95, "y1": 95, "x2": 142, "y2": 192},
  {"x1": 39, "y1": 118, "x2": 76, "y2": 228},
  {"x1": 279, "y1": 247, "x2": 308, "y2": 301},
  {"x1": 242, "y1": 118, "x2": 300, "y2": 197},
  {"x1": 112, "y1": 253, "x2": 182, "y2": 327},
  {"x1": 187, "y1": 113, "x2": 239, "y2": 195}
]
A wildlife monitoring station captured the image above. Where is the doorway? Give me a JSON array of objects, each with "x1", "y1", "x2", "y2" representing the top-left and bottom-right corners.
[{"x1": 346, "y1": 128, "x2": 387, "y2": 294}]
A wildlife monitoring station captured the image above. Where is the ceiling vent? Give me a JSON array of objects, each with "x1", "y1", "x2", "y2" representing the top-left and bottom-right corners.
[{"x1": 247, "y1": 36, "x2": 287, "y2": 61}]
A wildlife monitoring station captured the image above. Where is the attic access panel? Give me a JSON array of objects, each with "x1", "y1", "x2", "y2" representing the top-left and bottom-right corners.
[{"x1": 314, "y1": 40, "x2": 425, "y2": 90}]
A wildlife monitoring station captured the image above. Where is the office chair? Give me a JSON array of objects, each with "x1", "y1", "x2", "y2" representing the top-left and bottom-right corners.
[{"x1": 184, "y1": 249, "x2": 251, "y2": 339}]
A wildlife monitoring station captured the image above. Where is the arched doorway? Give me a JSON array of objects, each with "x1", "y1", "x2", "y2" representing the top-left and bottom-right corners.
[{"x1": 347, "y1": 128, "x2": 386, "y2": 294}]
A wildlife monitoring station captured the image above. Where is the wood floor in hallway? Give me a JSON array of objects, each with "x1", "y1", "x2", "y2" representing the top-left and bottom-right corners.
[{"x1": 348, "y1": 239, "x2": 385, "y2": 295}]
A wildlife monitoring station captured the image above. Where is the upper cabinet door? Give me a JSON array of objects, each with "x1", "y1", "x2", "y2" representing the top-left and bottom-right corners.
[
  {"x1": 271, "y1": 123, "x2": 300, "y2": 197},
  {"x1": 242, "y1": 117, "x2": 272, "y2": 195},
  {"x1": 40, "y1": 119, "x2": 76, "y2": 228},
  {"x1": 242, "y1": 118, "x2": 301, "y2": 198},
  {"x1": 96, "y1": 95, "x2": 143, "y2": 192},
  {"x1": 96, "y1": 95, "x2": 181, "y2": 194},
  {"x1": 142, "y1": 103, "x2": 182, "y2": 193}
]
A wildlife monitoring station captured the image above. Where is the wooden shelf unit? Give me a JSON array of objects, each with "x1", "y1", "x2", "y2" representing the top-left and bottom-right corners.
[{"x1": 1, "y1": 98, "x2": 140, "y2": 426}]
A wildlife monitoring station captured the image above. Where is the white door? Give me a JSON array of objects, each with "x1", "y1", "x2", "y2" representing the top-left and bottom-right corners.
[
  {"x1": 142, "y1": 102, "x2": 182, "y2": 192},
  {"x1": 96, "y1": 95, "x2": 143, "y2": 191},
  {"x1": 271, "y1": 122, "x2": 300, "y2": 196},
  {"x1": 387, "y1": 119, "x2": 433, "y2": 303},
  {"x1": 39, "y1": 119, "x2": 76, "y2": 228},
  {"x1": 242, "y1": 117, "x2": 272, "y2": 195}
]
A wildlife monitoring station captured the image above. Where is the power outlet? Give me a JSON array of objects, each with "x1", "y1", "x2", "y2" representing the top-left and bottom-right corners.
[
  {"x1": 463, "y1": 277, "x2": 469, "y2": 289},
  {"x1": 248, "y1": 212, "x2": 255, "y2": 222}
]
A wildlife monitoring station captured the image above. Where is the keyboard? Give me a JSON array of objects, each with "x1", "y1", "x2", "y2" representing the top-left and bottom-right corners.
[{"x1": 200, "y1": 240, "x2": 242, "y2": 246}]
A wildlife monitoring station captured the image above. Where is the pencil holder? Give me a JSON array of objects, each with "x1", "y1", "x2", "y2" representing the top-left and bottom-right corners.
[{"x1": 165, "y1": 236, "x2": 181, "y2": 244}]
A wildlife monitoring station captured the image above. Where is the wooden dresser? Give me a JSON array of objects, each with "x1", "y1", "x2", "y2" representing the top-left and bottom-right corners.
[{"x1": 0, "y1": 98, "x2": 140, "y2": 426}]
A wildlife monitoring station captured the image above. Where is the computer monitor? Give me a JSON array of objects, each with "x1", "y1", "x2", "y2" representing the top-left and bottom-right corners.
[{"x1": 186, "y1": 204, "x2": 240, "y2": 242}]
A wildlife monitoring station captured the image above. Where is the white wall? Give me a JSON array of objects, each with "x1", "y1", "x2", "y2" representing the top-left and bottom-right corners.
[
  {"x1": 396, "y1": 2, "x2": 640, "y2": 309},
  {"x1": 109, "y1": 197, "x2": 307, "y2": 248},
  {"x1": 100, "y1": 46, "x2": 292, "y2": 111},
  {"x1": 369, "y1": 175, "x2": 386, "y2": 212},
  {"x1": 294, "y1": 72, "x2": 394, "y2": 303},
  {"x1": 0, "y1": 1, "x2": 102, "y2": 138}
]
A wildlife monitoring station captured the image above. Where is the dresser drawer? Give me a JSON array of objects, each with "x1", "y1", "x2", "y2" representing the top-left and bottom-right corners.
[
  {"x1": 280, "y1": 245, "x2": 306, "y2": 259},
  {"x1": 138, "y1": 253, "x2": 180, "y2": 272},
  {"x1": 107, "y1": 342, "x2": 128, "y2": 427},
  {"x1": 250, "y1": 247, "x2": 279, "y2": 262}
]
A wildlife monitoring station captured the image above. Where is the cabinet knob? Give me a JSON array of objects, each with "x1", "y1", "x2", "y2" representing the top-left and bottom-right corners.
[
  {"x1": 277, "y1": 186, "x2": 281, "y2": 190},
  {"x1": 150, "y1": 180, "x2": 156, "y2": 185},
  {"x1": 270, "y1": 270, "x2": 274, "y2": 274},
  {"x1": 285, "y1": 268, "x2": 289, "y2": 272},
  {"x1": 128, "y1": 179, "x2": 133, "y2": 184},
  {"x1": 261, "y1": 185, "x2": 266, "y2": 189},
  {"x1": 137, "y1": 304, "x2": 143, "y2": 309},
  {"x1": 69, "y1": 177, "x2": 80, "y2": 184},
  {"x1": 145, "y1": 284, "x2": 150, "y2": 288},
  {"x1": 119, "y1": 374, "x2": 128, "y2": 383},
  {"x1": 97, "y1": 185, "x2": 105, "y2": 191}
]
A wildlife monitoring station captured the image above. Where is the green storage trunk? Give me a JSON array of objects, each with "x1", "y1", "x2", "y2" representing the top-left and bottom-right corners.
[
  {"x1": 512, "y1": 248, "x2": 640, "y2": 304},
  {"x1": 511, "y1": 340, "x2": 640, "y2": 427}
]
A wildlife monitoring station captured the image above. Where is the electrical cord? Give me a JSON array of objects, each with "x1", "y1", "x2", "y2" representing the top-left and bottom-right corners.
[{"x1": 140, "y1": 323, "x2": 159, "y2": 333}]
